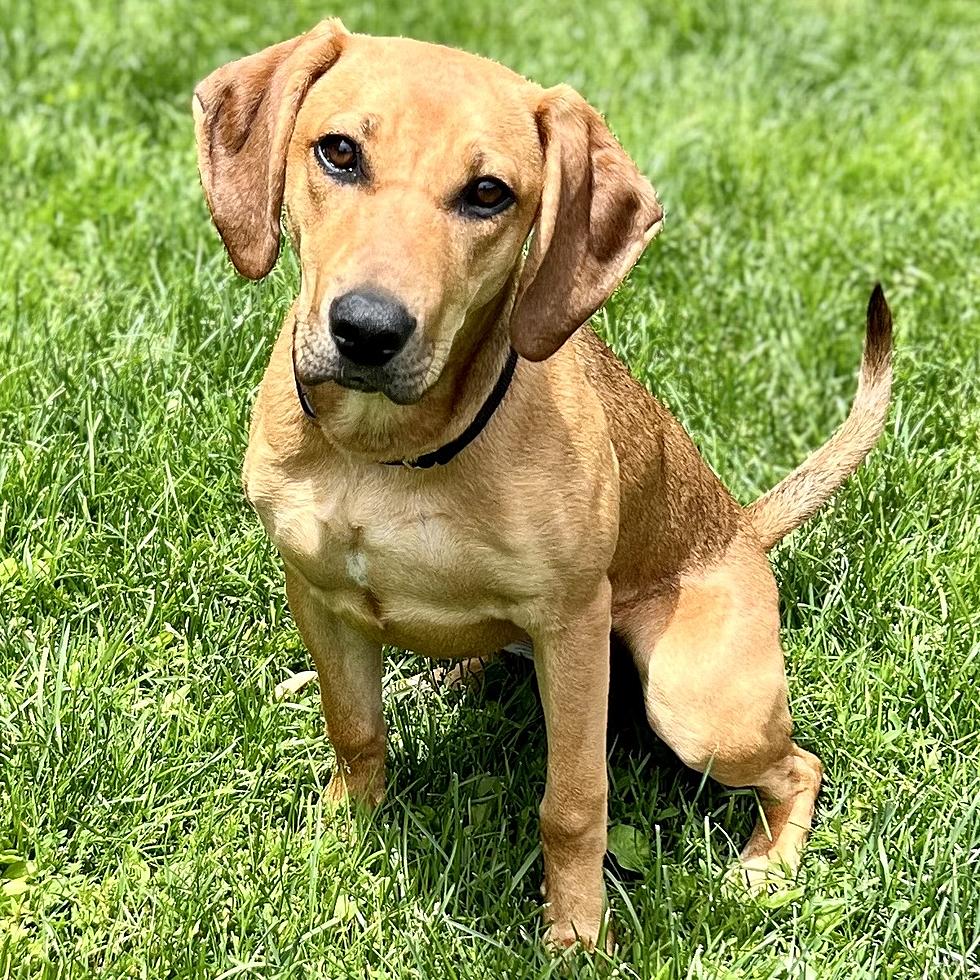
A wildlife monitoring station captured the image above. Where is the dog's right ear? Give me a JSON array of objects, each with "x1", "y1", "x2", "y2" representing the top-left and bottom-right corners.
[{"x1": 193, "y1": 19, "x2": 348, "y2": 280}]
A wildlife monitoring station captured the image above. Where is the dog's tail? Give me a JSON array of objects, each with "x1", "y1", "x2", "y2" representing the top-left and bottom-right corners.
[{"x1": 747, "y1": 285, "x2": 893, "y2": 551}]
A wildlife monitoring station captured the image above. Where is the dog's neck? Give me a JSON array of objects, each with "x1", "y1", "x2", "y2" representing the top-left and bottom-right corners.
[{"x1": 310, "y1": 286, "x2": 517, "y2": 465}]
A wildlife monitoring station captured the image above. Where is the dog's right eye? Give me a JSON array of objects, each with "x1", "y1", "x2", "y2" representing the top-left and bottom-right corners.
[{"x1": 314, "y1": 134, "x2": 362, "y2": 182}]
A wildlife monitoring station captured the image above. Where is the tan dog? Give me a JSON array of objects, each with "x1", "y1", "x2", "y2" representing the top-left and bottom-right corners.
[{"x1": 194, "y1": 19, "x2": 892, "y2": 952}]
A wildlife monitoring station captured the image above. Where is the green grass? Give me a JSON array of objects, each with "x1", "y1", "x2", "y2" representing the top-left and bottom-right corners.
[{"x1": 1, "y1": 0, "x2": 978, "y2": 975}]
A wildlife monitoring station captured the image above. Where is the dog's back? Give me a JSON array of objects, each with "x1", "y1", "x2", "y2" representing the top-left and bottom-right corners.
[{"x1": 581, "y1": 285, "x2": 893, "y2": 599}]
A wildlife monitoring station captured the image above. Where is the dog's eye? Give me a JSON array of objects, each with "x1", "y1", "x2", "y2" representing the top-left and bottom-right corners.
[
  {"x1": 314, "y1": 134, "x2": 361, "y2": 180},
  {"x1": 459, "y1": 176, "x2": 514, "y2": 217}
]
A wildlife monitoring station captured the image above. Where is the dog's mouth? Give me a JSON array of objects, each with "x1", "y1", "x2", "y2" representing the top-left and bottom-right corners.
[
  {"x1": 291, "y1": 353, "x2": 319, "y2": 419},
  {"x1": 291, "y1": 316, "x2": 438, "y2": 411},
  {"x1": 328, "y1": 360, "x2": 428, "y2": 404},
  {"x1": 291, "y1": 350, "x2": 432, "y2": 414},
  {"x1": 333, "y1": 373, "x2": 383, "y2": 395}
]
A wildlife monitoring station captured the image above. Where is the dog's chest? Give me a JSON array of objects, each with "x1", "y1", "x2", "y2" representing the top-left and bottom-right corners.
[{"x1": 247, "y1": 460, "x2": 531, "y2": 652}]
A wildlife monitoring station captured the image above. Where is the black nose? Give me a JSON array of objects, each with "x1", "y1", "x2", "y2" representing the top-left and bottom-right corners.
[{"x1": 329, "y1": 289, "x2": 416, "y2": 368}]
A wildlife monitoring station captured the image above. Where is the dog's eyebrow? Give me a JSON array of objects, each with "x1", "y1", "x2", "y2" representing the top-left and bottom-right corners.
[
  {"x1": 316, "y1": 113, "x2": 379, "y2": 139},
  {"x1": 358, "y1": 114, "x2": 380, "y2": 139},
  {"x1": 463, "y1": 145, "x2": 516, "y2": 185}
]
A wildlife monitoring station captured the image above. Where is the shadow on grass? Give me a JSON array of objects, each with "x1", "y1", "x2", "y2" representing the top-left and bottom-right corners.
[{"x1": 386, "y1": 633, "x2": 753, "y2": 865}]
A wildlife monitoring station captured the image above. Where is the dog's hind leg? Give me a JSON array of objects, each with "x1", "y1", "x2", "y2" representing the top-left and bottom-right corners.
[
  {"x1": 417, "y1": 639, "x2": 533, "y2": 691},
  {"x1": 425, "y1": 655, "x2": 497, "y2": 691},
  {"x1": 616, "y1": 543, "x2": 822, "y2": 888}
]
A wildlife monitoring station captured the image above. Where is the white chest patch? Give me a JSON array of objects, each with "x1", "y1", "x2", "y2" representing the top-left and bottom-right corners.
[{"x1": 345, "y1": 548, "x2": 370, "y2": 588}]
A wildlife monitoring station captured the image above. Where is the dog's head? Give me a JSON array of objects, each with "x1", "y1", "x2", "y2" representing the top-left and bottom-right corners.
[{"x1": 194, "y1": 19, "x2": 662, "y2": 407}]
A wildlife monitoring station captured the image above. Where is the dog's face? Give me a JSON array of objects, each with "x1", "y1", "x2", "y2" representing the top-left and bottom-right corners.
[
  {"x1": 194, "y1": 20, "x2": 662, "y2": 410},
  {"x1": 284, "y1": 38, "x2": 544, "y2": 404}
]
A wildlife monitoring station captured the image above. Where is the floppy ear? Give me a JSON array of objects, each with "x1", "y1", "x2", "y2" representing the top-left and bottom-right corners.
[
  {"x1": 509, "y1": 85, "x2": 663, "y2": 361},
  {"x1": 192, "y1": 19, "x2": 348, "y2": 280}
]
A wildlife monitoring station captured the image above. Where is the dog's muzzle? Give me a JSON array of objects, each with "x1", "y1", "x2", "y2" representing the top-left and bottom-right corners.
[{"x1": 291, "y1": 286, "x2": 428, "y2": 410}]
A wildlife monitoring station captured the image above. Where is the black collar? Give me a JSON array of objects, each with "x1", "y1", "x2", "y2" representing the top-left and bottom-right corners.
[
  {"x1": 384, "y1": 346, "x2": 519, "y2": 469},
  {"x1": 294, "y1": 347, "x2": 520, "y2": 470}
]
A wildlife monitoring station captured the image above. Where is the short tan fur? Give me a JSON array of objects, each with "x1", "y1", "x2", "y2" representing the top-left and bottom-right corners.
[{"x1": 194, "y1": 19, "x2": 893, "y2": 952}]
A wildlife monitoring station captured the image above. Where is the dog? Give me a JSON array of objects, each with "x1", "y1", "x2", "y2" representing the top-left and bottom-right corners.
[{"x1": 193, "y1": 18, "x2": 892, "y2": 952}]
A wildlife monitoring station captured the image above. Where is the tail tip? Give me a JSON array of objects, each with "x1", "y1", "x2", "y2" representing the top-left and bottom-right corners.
[{"x1": 867, "y1": 283, "x2": 893, "y2": 347}]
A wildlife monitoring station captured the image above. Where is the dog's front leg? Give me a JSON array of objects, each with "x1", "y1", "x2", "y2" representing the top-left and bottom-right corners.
[
  {"x1": 285, "y1": 568, "x2": 386, "y2": 807},
  {"x1": 533, "y1": 577, "x2": 612, "y2": 953}
]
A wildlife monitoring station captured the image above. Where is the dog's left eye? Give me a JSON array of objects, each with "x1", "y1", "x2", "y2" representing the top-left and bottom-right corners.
[
  {"x1": 314, "y1": 134, "x2": 362, "y2": 181},
  {"x1": 459, "y1": 176, "x2": 515, "y2": 217}
]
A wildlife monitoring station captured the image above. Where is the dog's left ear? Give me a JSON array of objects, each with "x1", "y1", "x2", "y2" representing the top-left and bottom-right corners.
[
  {"x1": 192, "y1": 19, "x2": 348, "y2": 280},
  {"x1": 509, "y1": 86, "x2": 663, "y2": 361}
]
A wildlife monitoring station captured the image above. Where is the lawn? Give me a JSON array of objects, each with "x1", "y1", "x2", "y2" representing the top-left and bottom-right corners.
[{"x1": 1, "y1": 0, "x2": 978, "y2": 976}]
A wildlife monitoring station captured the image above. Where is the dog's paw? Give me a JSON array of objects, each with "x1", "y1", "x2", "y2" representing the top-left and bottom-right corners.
[
  {"x1": 429, "y1": 658, "x2": 490, "y2": 692},
  {"x1": 725, "y1": 852, "x2": 797, "y2": 898},
  {"x1": 324, "y1": 768, "x2": 385, "y2": 810},
  {"x1": 543, "y1": 915, "x2": 614, "y2": 955},
  {"x1": 397, "y1": 657, "x2": 493, "y2": 695}
]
